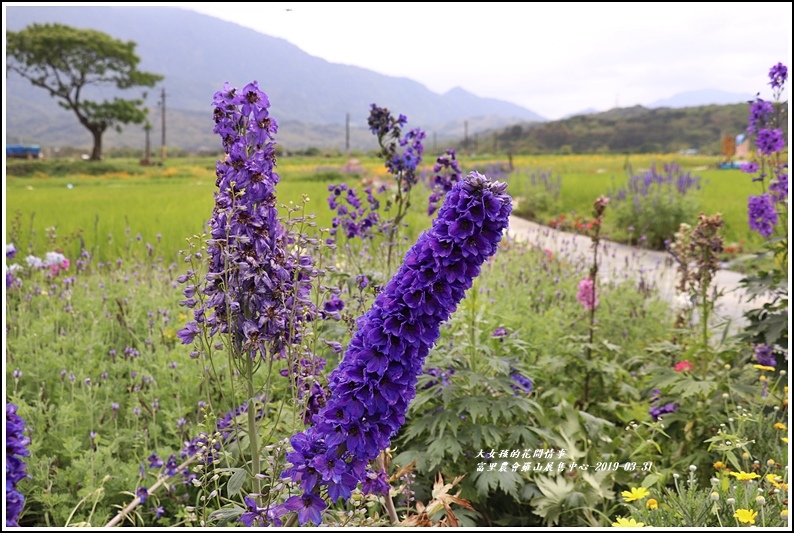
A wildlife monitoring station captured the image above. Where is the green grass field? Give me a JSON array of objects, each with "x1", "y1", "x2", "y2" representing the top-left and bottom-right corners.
[{"x1": 5, "y1": 152, "x2": 766, "y2": 262}]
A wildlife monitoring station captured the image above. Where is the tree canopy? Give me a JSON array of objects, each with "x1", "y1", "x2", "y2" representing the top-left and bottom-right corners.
[{"x1": 6, "y1": 23, "x2": 164, "y2": 160}]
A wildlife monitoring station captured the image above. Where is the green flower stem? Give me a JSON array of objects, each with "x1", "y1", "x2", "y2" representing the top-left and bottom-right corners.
[{"x1": 245, "y1": 356, "x2": 262, "y2": 500}]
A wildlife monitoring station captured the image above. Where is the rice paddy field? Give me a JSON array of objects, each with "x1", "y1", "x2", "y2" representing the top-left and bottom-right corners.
[
  {"x1": 4, "y1": 153, "x2": 765, "y2": 263},
  {"x1": 3, "y1": 149, "x2": 789, "y2": 528}
]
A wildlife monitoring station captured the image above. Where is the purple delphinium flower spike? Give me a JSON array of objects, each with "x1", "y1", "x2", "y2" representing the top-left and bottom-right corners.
[
  {"x1": 6, "y1": 404, "x2": 31, "y2": 527},
  {"x1": 178, "y1": 81, "x2": 314, "y2": 362},
  {"x1": 281, "y1": 171, "x2": 512, "y2": 525}
]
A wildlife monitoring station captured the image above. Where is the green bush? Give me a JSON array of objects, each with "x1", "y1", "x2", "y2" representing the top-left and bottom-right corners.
[{"x1": 610, "y1": 163, "x2": 702, "y2": 249}]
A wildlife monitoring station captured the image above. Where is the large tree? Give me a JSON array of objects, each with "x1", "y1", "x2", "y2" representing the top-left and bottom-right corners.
[{"x1": 6, "y1": 23, "x2": 164, "y2": 160}]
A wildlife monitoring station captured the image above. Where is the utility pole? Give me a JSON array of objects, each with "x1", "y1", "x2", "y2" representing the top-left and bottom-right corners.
[
  {"x1": 143, "y1": 121, "x2": 152, "y2": 165},
  {"x1": 160, "y1": 87, "x2": 167, "y2": 161},
  {"x1": 345, "y1": 112, "x2": 350, "y2": 156},
  {"x1": 464, "y1": 120, "x2": 469, "y2": 155}
]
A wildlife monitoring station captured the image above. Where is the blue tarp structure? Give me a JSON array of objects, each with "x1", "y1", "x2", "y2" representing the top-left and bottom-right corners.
[
  {"x1": 7, "y1": 144, "x2": 42, "y2": 158},
  {"x1": 718, "y1": 161, "x2": 743, "y2": 169}
]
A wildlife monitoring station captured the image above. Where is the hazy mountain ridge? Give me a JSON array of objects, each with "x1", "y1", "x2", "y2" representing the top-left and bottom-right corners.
[
  {"x1": 464, "y1": 103, "x2": 778, "y2": 155},
  {"x1": 5, "y1": 5, "x2": 545, "y2": 152},
  {"x1": 648, "y1": 89, "x2": 755, "y2": 109}
]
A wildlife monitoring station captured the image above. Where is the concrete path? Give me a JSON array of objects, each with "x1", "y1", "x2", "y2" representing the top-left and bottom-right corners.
[{"x1": 506, "y1": 216, "x2": 775, "y2": 333}]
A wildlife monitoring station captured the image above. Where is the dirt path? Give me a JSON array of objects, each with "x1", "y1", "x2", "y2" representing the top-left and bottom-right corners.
[{"x1": 506, "y1": 216, "x2": 775, "y2": 333}]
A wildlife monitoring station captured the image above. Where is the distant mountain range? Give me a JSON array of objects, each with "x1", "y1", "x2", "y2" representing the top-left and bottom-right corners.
[
  {"x1": 4, "y1": 6, "x2": 766, "y2": 154},
  {"x1": 5, "y1": 5, "x2": 546, "y2": 152}
]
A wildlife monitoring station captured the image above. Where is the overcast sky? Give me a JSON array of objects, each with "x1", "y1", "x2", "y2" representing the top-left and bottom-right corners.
[
  {"x1": 6, "y1": 2, "x2": 794, "y2": 119},
  {"x1": 178, "y1": 2, "x2": 792, "y2": 119}
]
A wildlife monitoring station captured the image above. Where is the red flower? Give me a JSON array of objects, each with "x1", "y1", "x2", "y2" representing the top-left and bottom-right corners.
[{"x1": 674, "y1": 360, "x2": 694, "y2": 372}]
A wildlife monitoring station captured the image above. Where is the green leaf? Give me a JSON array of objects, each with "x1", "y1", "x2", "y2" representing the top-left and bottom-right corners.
[
  {"x1": 641, "y1": 473, "x2": 661, "y2": 489},
  {"x1": 226, "y1": 468, "x2": 247, "y2": 498},
  {"x1": 209, "y1": 505, "x2": 244, "y2": 526}
]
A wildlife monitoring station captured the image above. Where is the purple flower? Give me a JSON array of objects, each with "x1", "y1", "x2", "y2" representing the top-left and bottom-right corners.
[
  {"x1": 323, "y1": 294, "x2": 345, "y2": 313},
  {"x1": 748, "y1": 194, "x2": 778, "y2": 238},
  {"x1": 769, "y1": 62, "x2": 788, "y2": 89},
  {"x1": 510, "y1": 372, "x2": 533, "y2": 394},
  {"x1": 136, "y1": 486, "x2": 148, "y2": 504},
  {"x1": 576, "y1": 278, "x2": 599, "y2": 310},
  {"x1": 239, "y1": 496, "x2": 265, "y2": 527},
  {"x1": 6, "y1": 403, "x2": 31, "y2": 527},
  {"x1": 740, "y1": 162, "x2": 759, "y2": 174},
  {"x1": 492, "y1": 327, "x2": 508, "y2": 338},
  {"x1": 327, "y1": 183, "x2": 381, "y2": 241},
  {"x1": 282, "y1": 172, "x2": 511, "y2": 514},
  {"x1": 649, "y1": 401, "x2": 679, "y2": 421},
  {"x1": 177, "y1": 321, "x2": 200, "y2": 345},
  {"x1": 747, "y1": 98, "x2": 773, "y2": 135},
  {"x1": 754, "y1": 344, "x2": 776, "y2": 367},
  {"x1": 164, "y1": 455, "x2": 179, "y2": 477},
  {"x1": 769, "y1": 173, "x2": 788, "y2": 204},
  {"x1": 361, "y1": 469, "x2": 390, "y2": 496},
  {"x1": 368, "y1": 104, "x2": 425, "y2": 193},
  {"x1": 284, "y1": 493, "x2": 326, "y2": 526},
  {"x1": 427, "y1": 149, "x2": 462, "y2": 215},
  {"x1": 756, "y1": 128, "x2": 785, "y2": 155},
  {"x1": 152, "y1": 506, "x2": 165, "y2": 520},
  {"x1": 6, "y1": 243, "x2": 16, "y2": 260}
]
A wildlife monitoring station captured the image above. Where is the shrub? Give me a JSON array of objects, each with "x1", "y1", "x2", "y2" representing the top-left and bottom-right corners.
[{"x1": 610, "y1": 163, "x2": 701, "y2": 249}]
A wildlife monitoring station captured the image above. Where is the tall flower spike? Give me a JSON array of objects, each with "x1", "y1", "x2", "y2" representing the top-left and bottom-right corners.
[
  {"x1": 178, "y1": 81, "x2": 314, "y2": 361},
  {"x1": 282, "y1": 171, "x2": 512, "y2": 525}
]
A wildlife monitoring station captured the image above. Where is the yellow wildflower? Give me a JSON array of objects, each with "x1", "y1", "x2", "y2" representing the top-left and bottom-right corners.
[
  {"x1": 713, "y1": 461, "x2": 727, "y2": 470},
  {"x1": 733, "y1": 508, "x2": 758, "y2": 525},
  {"x1": 766, "y1": 473, "x2": 783, "y2": 487},
  {"x1": 730, "y1": 471, "x2": 760, "y2": 481},
  {"x1": 646, "y1": 498, "x2": 658, "y2": 510},
  {"x1": 774, "y1": 422, "x2": 787, "y2": 430},
  {"x1": 621, "y1": 486, "x2": 650, "y2": 502},
  {"x1": 783, "y1": 437, "x2": 789, "y2": 444},
  {"x1": 612, "y1": 517, "x2": 646, "y2": 527},
  {"x1": 759, "y1": 375, "x2": 767, "y2": 381},
  {"x1": 754, "y1": 364, "x2": 775, "y2": 372},
  {"x1": 781, "y1": 510, "x2": 789, "y2": 520}
]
